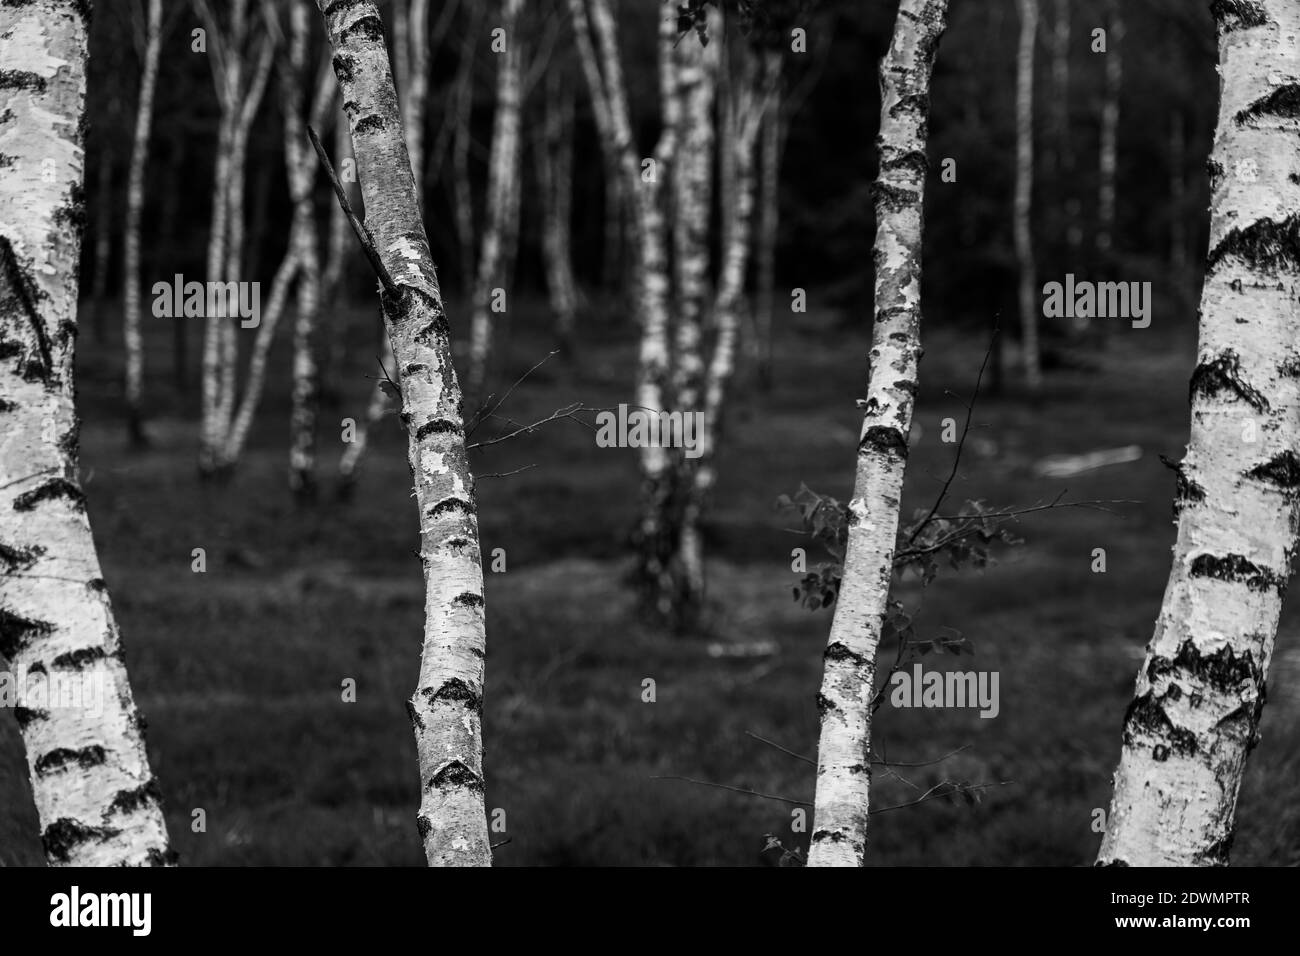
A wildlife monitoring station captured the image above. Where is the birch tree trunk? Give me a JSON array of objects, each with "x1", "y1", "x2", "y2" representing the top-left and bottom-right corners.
[
  {"x1": 1013, "y1": 0, "x2": 1039, "y2": 389},
  {"x1": 316, "y1": 0, "x2": 491, "y2": 866},
  {"x1": 466, "y1": 0, "x2": 524, "y2": 401},
  {"x1": 123, "y1": 0, "x2": 163, "y2": 448},
  {"x1": 0, "y1": 0, "x2": 172, "y2": 867},
  {"x1": 1098, "y1": 0, "x2": 1300, "y2": 867},
  {"x1": 535, "y1": 64, "x2": 580, "y2": 356},
  {"x1": 754, "y1": 51, "x2": 782, "y2": 391},
  {"x1": 807, "y1": 0, "x2": 949, "y2": 868}
]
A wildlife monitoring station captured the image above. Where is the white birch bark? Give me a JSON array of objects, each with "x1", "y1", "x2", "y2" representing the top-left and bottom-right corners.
[
  {"x1": 316, "y1": 0, "x2": 490, "y2": 866},
  {"x1": 1013, "y1": 0, "x2": 1039, "y2": 389},
  {"x1": 123, "y1": 0, "x2": 163, "y2": 447},
  {"x1": 807, "y1": 0, "x2": 950, "y2": 868},
  {"x1": 0, "y1": 0, "x2": 172, "y2": 867},
  {"x1": 466, "y1": 0, "x2": 524, "y2": 400},
  {"x1": 1098, "y1": 0, "x2": 1300, "y2": 867}
]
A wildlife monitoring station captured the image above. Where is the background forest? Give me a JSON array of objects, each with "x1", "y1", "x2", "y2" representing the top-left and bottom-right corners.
[{"x1": 2, "y1": 0, "x2": 1298, "y2": 866}]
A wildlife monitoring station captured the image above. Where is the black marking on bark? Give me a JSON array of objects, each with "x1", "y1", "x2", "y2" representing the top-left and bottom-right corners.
[
  {"x1": 0, "y1": 235, "x2": 53, "y2": 378},
  {"x1": 1147, "y1": 639, "x2": 1263, "y2": 695},
  {"x1": 36, "y1": 745, "x2": 107, "y2": 776},
  {"x1": 50, "y1": 645, "x2": 106, "y2": 669},
  {"x1": 1247, "y1": 451, "x2": 1300, "y2": 489},
  {"x1": 0, "y1": 70, "x2": 47, "y2": 94},
  {"x1": 445, "y1": 536, "x2": 470, "y2": 550},
  {"x1": 416, "y1": 813, "x2": 432, "y2": 840},
  {"x1": 424, "y1": 677, "x2": 483, "y2": 714},
  {"x1": 1235, "y1": 85, "x2": 1300, "y2": 125},
  {"x1": 870, "y1": 181, "x2": 918, "y2": 210},
  {"x1": 331, "y1": 54, "x2": 357, "y2": 83},
  {"x1": 1189, "y1": 552, "x2": 1284, "y2": 592},
  {"x1": 13, "y1": 706, "x2": 46, "y2": 729},
  {"x1": 426, "y1": 497, "x2": 472, "y2": 519},
  {"x1": 1188, "y1": 350, "x2": 1268, "y2": 412},
  {"x1": 1206, "y1": 215, "x2": 1300, "y2": 275},
  {"x1": 429, "y1": 761, "x2": 484, "y2": 794},
  {"x1": 880, "y1": 149, "x2": 928, "y2": 179},
  {"x1": 1279, "y1": 354, "x2": 1300, "y2": 377},
  {"x1": 87, "y1": 577, "x2": 107, "y2": 592},
  {"x1": 42, "y1": 818, "x2": 120, "y2": 863},
  {"x1": 414, "y1": 419, "x2": 463, "y2": 442},
  {"x1": 0, "y1": 397, "x2": 16, "y2": 412},
  {"x1": 402, "y1": 363, "x2": 428, "y2": 376},
  {"x1": 452, "y1": 591, "x2": 484, "y2": 609},
  {"x1": 0, "y1": 153, "x2": 13, "y2": 170},
  {"x1": 846, "y1": 763, "x2": 870, "y2": 776},
  {"x1": 810, "y1": 828, "x2": 846, "y2": 843},
  {"x1": 816, "y1": 693, "x2": 837, "y2": 716},
  {"x1": 145, "y1": 846, "x2": 179, "y2": 867},
  {"x1": 1095, "y1": 858, "x2": 1131, "y2": 868},
  {"x1": 58, "y1": 418, "x2": 81, "y2": 461},
  {"x1": 1123, "y1": 693, "x2": 1198, "y2": 758},
  {"x1": 1207, "y1": 158, "x2": 1225, "y2": 193},
  {"x1": 823, "y1": 642, "x2": 868, "y2": 667},
  {"x1": 13, "y1": 478, "x2": 86, "y2": 512},
  {"x1": 0, "y1": 540, "x2": 44, "y2": 572},
  {"x1": 108, "y1": 778, "x2": 163, "y2": 815},
  {"x1": 860, "y1": 425, "x2": 909, "y2": 460},
  {"x1": 1201, "y1": 833, "x2": 1234, "y2": 866},
  {"x1": 0, "y1": 608, "x2": 53, "y2": 659},
  {"x1": 1209, "y1": 0, "x2": 1269, "y2": 32},
  {"x1": 354, "y1": 113, "x2": 385, "y2": 135},
  {"x1": 340, "y1": 13, "x2": 385, "y2": 44},
  {"x1": 414, "y1": 311, "x2": 451, "y2": 345}
]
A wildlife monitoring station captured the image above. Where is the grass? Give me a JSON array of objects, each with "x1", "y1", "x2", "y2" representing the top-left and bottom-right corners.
[{"x1": 2, "y1": 291, "x2": 1298, "y2": 866}]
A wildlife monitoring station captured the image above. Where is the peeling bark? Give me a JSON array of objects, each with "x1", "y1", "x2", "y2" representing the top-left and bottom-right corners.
[
  {"x1": 807, "y1": 0, "x2": 949, "y2": 868},
  {"x1": 0, "y1": 0, "x2": 172, "y2": 867},
  {"x1": 1099, "y1": 0, "x2": 1300, "y2": 867}
]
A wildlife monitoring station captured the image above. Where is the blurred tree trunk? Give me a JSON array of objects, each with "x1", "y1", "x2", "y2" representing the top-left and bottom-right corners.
[
  {"x1": 534, "y1": 65, "x2": 580, "y2": 357},
  {"x1": 0, "y1": 0, "x2": 172, "y2": 867},
  {"x1": 319, "y1": 100, "x2": 353, "y2": 409},
  {"x1": 570, "y1": 0, "x2": 682, "y2": 619},
  {"x1": 807, "y1": 0, "x2": 949, "y2": 868},
  {"x1": 1098, "y1": 0, "x2": 1300, "y2": 867},
  {"x1": 1096, "y1": 0, "x2": 1123, "y2": 263},
  {"x1": 670, "y1": 13, "x2": 720, "y2": 627},
  {"x1": 753, "y1": 51, "x2": 783, "y2": 391},
  {"x1": 678, "y1": 45, "x2": 775, "y2": 625},
  {"x1": 466, "y1": 0, "x2": 524, "y2": 401},
  {"x1": 123, "y1": 0, "x2": 163, "y2": 448},
  {"x1": 193, "y1": 0, "x2": 276, "y2": 477},
  {"x1": 159, "y1": 130, "x2": 189, "y2": 393},
  {"x1": 1013, "y1": 0, "x2": 1039, "y2": 389},
  {"x1": 450, "y1": 3, "x2": 482, "y2": 291},
  {"x1": 316, "y1": 0, "x2": 491, "y2": 867}
]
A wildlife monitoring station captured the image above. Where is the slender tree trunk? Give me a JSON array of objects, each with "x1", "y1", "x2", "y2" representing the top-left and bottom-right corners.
[
  {"x1": 123, "y1": 0, "x2": 163, "y2": 448},
  {"x1": 670, "y1": 16, "x2": 720, "y2": 626},
  {"x1": 320, "y1": 103, "x2": 352, "y2": 407},
  {"x1": 466, "y1": 0, "x2": 524, "y2": 401},
  {"x1": 1096, "y1": 0, "x2": 1123, "y2": 263},
  {"x1": 754, "y1": 51, "x2": 782, "y2": 391},
  {"x1": 451, "y1": 3, "x2": 482, "y2": 291},
  {"x1": 0, "y1": 0, "x2": 172, "y2": 867},
  {"x1": 336, "y1": 336, "x2": 395, "y2": 496},
  {"x1": 1013, "y1": 0, "x2": 1039, "y2": 389},
  {"x1": 535, "y1": 65, "x2": 580, "y2": 357},
  {"x1": 807, "y1": 0, "x2": 949, "y2": 868},
  {"x1": 1098, "y1": 0, "x2": 1300, "y2": 867},
  {"x1": 316, "y1": 0, "x2": 491, "y2": 866}
]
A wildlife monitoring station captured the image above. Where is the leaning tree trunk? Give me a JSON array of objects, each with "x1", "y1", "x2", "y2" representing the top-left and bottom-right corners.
[
  {"x1": 1013, "y1": 0, "x2": 1039, "y2": 389},
  {"x1": 0, "y1": 0, "x2": 172, "y2": 867},
  {"x1": 1098, "y1": 0, "x2": 1300, "y2": 867},
  {"x1": 316, "y1": 0, "x2": 491, "y2": 867},
  {"x1": 466, "y1": 0, "x2": 524, "y2": 401},
  {"x1": 807, "y1": 0, "x2": 949, "y2": 869},
  {"x1": 123, "y1": 0, "x2": 163, "y2": 447}
]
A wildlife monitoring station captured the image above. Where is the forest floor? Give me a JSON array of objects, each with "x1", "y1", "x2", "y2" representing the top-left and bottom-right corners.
[{"x1": 3, "y1": 292, "x2": 1299, "y2": 866}]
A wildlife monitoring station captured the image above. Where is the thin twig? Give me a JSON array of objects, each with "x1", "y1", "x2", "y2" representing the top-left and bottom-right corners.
[
  {"x1": 306, "y1": 124, "x2": 399, "y2": 296},
  {"x1": 870, "y1": 780, "x2": 1012, "y2": 816},
  {"x1": 477, "y1": 464, "x2": 538, "y2": 480},
  {"x1": 745, "y1": 730, "x2": 815, "y2": 766},
  {"x1": 650, "y1": 775, "x2": 811, "y2": 807}
]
